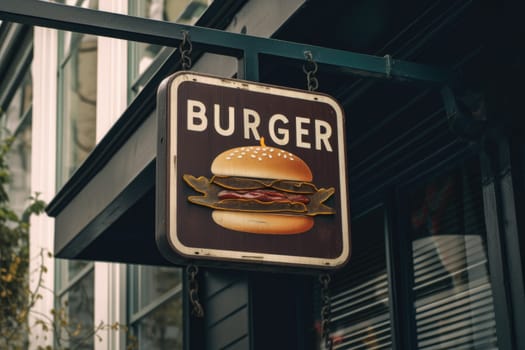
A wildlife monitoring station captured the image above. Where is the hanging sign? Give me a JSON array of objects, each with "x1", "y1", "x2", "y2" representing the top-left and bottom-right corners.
[{"x1": 156, "y1": 71, "x2": 350, "y2": 270}]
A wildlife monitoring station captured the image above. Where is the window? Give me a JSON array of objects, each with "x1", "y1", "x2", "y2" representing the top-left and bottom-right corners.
[
  {"x1": 314, "y1": 158, "x2": 500, "y2": 349},
  {"x1": 128, "y1": 0, "x2": 213, "y2": 95},
  {"x1": 316, "y1": 206, "x2": 392, "y2": 349},
  {"x1": 409, "y1": 159, "x2": 499, "y2": 349},
  {"x1": 57, "y1": 0, "x2": 98, "y2": 186},
  {"x1": 128, "y1": 265, "x2": 183, "y2": 349},
  {"x1": 55, "y1": 1, "x2": 97, "y2": 347},
  {"x1": 56, "y1": 260, "x2": 95, "y2": 350}
]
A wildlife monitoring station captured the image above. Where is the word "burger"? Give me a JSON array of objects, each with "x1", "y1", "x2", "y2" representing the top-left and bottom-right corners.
[{"x1": 185, "y1": 99, "x2": 334, "y2": 152}]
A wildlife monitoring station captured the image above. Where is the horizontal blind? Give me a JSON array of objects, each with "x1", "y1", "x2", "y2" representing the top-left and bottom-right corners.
[{"x1": 318, "y1": 207, "x2": 392, "y2": 350}]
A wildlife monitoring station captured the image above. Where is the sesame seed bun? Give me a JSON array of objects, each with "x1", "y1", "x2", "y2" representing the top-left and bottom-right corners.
[
  {"x1": 212, "y1": 210, "x2": 314, "y2": 234},
  {"x1": 211, "y1": 145, "x2": 313, "y2": 182}
]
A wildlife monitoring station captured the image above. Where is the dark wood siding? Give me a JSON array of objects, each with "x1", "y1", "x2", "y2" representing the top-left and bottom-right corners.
[{"x1": 203, "y1": 270, "x2": 251, "y2": 350}]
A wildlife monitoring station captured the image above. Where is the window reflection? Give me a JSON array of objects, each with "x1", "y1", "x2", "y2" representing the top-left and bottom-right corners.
[
  {"x1": 135, "y1": 296, "x2": 183, "y2": 350},
  {"x1": 3, "y1": 69, "x2": 32, "y2": 217},
  {"x1": 410, "y1": 160, "x2": 499, "y2": 349},
  {"x1": 59, "y1": 33, "x2": 97, "y2": 184},
  {"x1": 129, "y1": 0, "x2": 213, "y2": 93},
  {"x1": 128, "y1": 265, "x2": 183, "y2": 349},
  {"x1": 57, "y1": 0, "x2": 98, "y2": 186},
  {"x1": 58, "y1": 269, "x2": 95, "y2": 350}
]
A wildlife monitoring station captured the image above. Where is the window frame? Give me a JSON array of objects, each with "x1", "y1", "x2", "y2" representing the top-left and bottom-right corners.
[
  {"x1": 54, "y1": 260, "x2": 95, "y2": 349},
  {"x1": 127, "y1": 264, "x2": 184, "y2": 348},
  {"x1": 391, "y1": 151, "x2": 510, "y2": 349}
]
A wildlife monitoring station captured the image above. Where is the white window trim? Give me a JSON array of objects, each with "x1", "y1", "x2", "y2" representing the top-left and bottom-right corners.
[
  {"x1": 96, "y1": 0, "x2": 128, "y2": 141},
  {"x1": 30, "y1": 25, "x2": 58, "y2": 350},
  {"x1": 94, "y1": 1, "x2": 128, "y2": 350}
]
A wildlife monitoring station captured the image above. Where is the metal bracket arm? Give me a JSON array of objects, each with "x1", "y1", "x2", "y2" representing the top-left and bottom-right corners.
[{"x1": 1, "y1": 0, "x2": 452, "y2": 85}]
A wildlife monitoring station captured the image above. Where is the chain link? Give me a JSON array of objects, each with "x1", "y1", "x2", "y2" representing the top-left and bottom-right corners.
[
  {"x1": 319, "y1": 274, "x2": 333, "y2": 350},
  {"x1": 187, "y1": 265, "x2": 204, "y2": 318},
  {"x1": 179, "y1": 30, "x2": 193, "y2": 70},
  {"x1": 384, "y1": 54, "x2": 392, "y2": 79},
  {"x1": 303, "y1": 50, "x2": 319, "y2": 91}
]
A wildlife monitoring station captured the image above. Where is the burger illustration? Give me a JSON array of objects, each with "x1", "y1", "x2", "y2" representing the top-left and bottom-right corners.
[{"x1": 183, "y1": 138, "x2": 335, "y2": 234}]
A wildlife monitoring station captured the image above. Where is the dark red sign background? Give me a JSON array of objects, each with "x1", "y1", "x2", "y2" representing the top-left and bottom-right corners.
[{"x1": 173, "y1": 79, "x2": 345, "y2": 260}]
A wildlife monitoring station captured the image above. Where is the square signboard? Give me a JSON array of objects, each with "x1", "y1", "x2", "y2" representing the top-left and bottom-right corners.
[{"x1": 157, "y1": 72, "x2": 350, "y2": 270}]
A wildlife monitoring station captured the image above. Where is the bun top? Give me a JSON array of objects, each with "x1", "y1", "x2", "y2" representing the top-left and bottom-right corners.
[{"x1": 211, "y1": 143, "x2": 313, "y2": 182}]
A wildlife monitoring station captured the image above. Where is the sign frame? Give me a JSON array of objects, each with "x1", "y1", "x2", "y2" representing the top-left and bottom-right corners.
[{"x1": 156, "y1": 71, "x2": 350, "y2": 270}]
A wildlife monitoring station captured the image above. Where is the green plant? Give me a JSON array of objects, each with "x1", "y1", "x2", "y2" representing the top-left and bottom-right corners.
[
  {"x1": 0, "y1": 136, "x2": 46, "y2": 349},
  {"x1": 0, "y1": 136, "x2": 135, "y2": 349}
]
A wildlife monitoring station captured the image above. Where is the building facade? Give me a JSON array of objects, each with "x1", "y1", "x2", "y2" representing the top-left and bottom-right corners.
[{"x1": 1, "y1": 0, "x2": 524, "y2": 349}]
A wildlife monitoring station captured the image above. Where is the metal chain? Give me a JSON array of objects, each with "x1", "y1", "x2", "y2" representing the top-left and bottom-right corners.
[
  {"x1": 303, "y1": 50, "x2": 319, "y2": 91},
  {"x1": 179, "y1": 30, "x2": 193, "y2": 70},
  {"x1": 320, "y1": 274, "x2": 333, "y2": 350},
  {"x1": 187, "y1": 265, "x2": 204, "y2": 318}
]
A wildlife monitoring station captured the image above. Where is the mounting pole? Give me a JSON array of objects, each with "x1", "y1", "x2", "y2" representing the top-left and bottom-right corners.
[{"x1": 1, "y1": 1, "x2": 452, "y2": 86}]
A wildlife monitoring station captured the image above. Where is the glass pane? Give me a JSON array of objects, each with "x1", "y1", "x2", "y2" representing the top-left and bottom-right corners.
[
  {"x1": 133, "y1": 296, "x2": 183, "y2": 350},
  {"x1": 58, "y1": 32, "x2": 97, "y2": 185},
  {"x1": 2, "y1": 69, "x2": 32, "y2": 134},
  {"x1": 58, "y1": 269, "x2": 95, "y2": 350},
  {"x1": 5, "y1": 123, "x2": 32, "y2": 216},
  {"x1": 316, "y1": 207, "x2": 392, "y2": 349},
  {"x1": 409, "y1": 160, "x2": 499, "y2": 349},
  {"x1": 130, "y1": 265, "x2": 182, "y2": 313},
  {"x1": 4, "y1": 68, "x2": 32, "y2": 217},
  {"x1": 62, "y1": 0, "x2": 98, "y2": 56}
]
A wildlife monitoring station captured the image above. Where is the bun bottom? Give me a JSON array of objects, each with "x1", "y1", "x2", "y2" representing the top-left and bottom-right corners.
[{"x1": 212, "y1": 211, "x2": 313, "y2": 235}]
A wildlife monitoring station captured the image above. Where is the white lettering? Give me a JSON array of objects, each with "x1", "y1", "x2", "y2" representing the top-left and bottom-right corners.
[
  {"x1": 185, "y1": 99, "x2": 334, "y2": 152},
  {"x1": 187, "y1": 99, "x2": 207, "y2": 132},
  {"x1": 243, "y1": 108, "x2": 261, "y2": 140},
  {"x1": 214, "y1": 104, "x2": 235, "y2": 136},
  {"x1": 295, "y1": 117, "x2": 311, "y2": 149},
  {"x1": 315, "y1": 120, "x2": 333, "y2": 151},
  {"x1": 268, "y1": 114, "x2": 289, "y2": 145}
]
